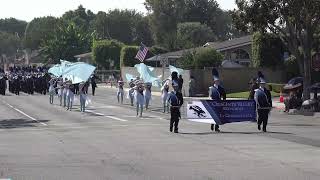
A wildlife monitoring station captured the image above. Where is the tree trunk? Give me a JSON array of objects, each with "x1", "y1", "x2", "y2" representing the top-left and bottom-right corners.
[{"x1": 303, "y1": 54, "x2": 312, "y2": 100}]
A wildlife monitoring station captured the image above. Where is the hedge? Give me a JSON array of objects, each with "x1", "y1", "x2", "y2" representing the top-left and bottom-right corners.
[
  {"x1": 120, "y1": 45, "x2": 169, "y2": 67},
  {"x1": 120, "y1": 46, "x2": 140, "y2": 67},
  {"x1": 267, "y1": 83, "x2": 285, "y2": 93},
  {"x1": 92, "y1": 39, "x2": 124, "y2": 69},
  {"x1": 177, "y1": 48, "x2": 223, "y2": 69},
  {"x1": 252, "y1": 32, "x2": 285, "y2": 68}
]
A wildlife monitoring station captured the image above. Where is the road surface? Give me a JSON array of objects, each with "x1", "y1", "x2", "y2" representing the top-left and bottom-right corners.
[{"x1": 0, "y1": 86, "x2": 319, "y2": 180}]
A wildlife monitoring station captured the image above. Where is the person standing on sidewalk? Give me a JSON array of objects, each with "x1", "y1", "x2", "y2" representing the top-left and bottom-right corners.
[
  {"x1": 209, "y1": 69, "x2": 226, "y2": 132},
  {"x1": 168, "y1": 79, "x2": 184, "y2": 133},
  {"x1": 254, "y1": 74, "x2": 272, "y2": 132}
]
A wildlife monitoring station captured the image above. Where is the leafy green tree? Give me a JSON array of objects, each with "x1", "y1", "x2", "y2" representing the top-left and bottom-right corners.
[
  {"x1": 106, "y1": 9, "x2": 143, "y2": 44},
  {"x1": 93, "y1": 11, "x2": 109, "y2": 40},
  {"x1": 0, "y1": 18, "x2": 27, "y2": 37},
  {"x1": 93, "y1": 9, "x2": 152, "y2": 45},
  {"x1": 145, "y1": 0, "x2": 185, "y2": 50},
  {"x1": 24, "y1": 16, "x2": 60, "y2": 50},
  {"x1": 41, "y1": 23, "x2": 91, "y2": 63},
  {"x1": 134, "y1": 16, "x2": 154, "y2": 46},
  {"x1": 92, "y1": 39, "x2": 124, "y2": 69},
  {"x1": 233, "y1": 0, "x2": 320, "y2": 99},
  {"x1": 177, "y1": 22, "x2": 214, "y2": 49},
  {"x1": 62, "y1": 5, "x2": 96, "y2": 33},
  {"x1": 0, "y1": 31, "x2": 21, "y2": 56}
]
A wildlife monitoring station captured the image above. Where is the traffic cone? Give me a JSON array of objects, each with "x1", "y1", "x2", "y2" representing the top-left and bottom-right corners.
[{"x1": 279, "y1": 91, "x2": 284, "y2": 103}]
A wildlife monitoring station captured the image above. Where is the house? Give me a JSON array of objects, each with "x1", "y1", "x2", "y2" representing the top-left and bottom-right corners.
[
  {"x1": 74, "y1": 52, "x2": 93, "y2": 64},
  {"x1": 146, "y1": 35, "x2": 253, "y2": 67}
]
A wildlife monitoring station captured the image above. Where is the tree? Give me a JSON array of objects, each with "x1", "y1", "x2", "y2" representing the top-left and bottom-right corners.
[
  {"x1": 41, "y1": 23, "x2": 91, "y2": 63},
  {"x1": 24, "y1": 16, "x2": 60, "y2": 50},
  {"x1": 62, "y1": 5, "x2": 96, "y2": 33},
  {"x1": 92, "y1": 39, "x2": 124, "y2": 69},
  {"x1": 0, "y1": 31, "x2": 21, "y2": 56},
  {"x1": 93, "y1": 11, "x2": 109, "y2": 40},
  {"x1": 93, "y1": 9, "x2": 151, "y2": 45},
  {"x1": 233, "y1": 0, "x2": 320, "y2": 99},
  {"x1": 134, "y1": 16, "x2": 154, "y2": 46},
  {"x1": 0, "y1": 18, "x2": 27, "y2": 37},
  {"x1": 177, "y1": 22, "x2": 215, "y2": 49},
  {"x1": 145, "y1": 0, "x2": 185, "y2": 50}
]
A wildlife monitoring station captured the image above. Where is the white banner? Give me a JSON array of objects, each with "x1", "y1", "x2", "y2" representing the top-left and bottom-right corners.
[{"x1": 187, "y1": 101, "x2": 217, "y2": 124}]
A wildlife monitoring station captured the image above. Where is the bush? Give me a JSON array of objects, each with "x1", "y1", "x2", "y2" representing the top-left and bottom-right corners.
[
  {"x1": 177, "y1": 51, "x2": 196, "y2": 69},
  {"x1": 177, "y1": 48, "x2": 223, "y2": 69},
  {"x1": 267, "y1": 83, "x2": 285, "y2": 93},
  {"x1": 193, "y1": 48, "x2": 223, "y2": 69},
  {"x1": 92, "y1": 39, "x2": 124, "y2": 69},
  {"x1": 120, "y1": 46, "x2": 140, "y2": 67}
]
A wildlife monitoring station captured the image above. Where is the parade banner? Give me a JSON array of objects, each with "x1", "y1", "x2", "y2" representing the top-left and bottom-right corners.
[{"x1": 187, "y1": 100, "x2": 257, "y2": 125}]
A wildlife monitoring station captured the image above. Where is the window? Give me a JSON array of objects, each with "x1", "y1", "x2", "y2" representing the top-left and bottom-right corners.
[{"x1": 232, "y1": 49, "x2": 250, "y2": 60}]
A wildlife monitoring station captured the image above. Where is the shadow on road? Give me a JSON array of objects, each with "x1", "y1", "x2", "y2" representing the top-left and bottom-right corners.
[
  {"x1": 180, "y1": 131, "x2": 294, "y2": 136},
  {"x1": 0, "y1": 119, "x2": 50, "y2": 129}
]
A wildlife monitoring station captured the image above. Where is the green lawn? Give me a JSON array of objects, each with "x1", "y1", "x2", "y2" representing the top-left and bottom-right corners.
[{"x1": 227, "y1": 91, "x2": 280, "y2": 99}]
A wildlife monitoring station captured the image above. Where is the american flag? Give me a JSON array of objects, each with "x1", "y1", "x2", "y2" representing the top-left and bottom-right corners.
[{"x1": 135, "y1": 43, "x2": 149, "y2": 62}]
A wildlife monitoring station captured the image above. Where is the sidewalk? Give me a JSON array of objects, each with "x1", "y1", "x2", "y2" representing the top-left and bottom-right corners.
[{"x1": 98, "y1": 84, "x2": 285, "y2": 110}]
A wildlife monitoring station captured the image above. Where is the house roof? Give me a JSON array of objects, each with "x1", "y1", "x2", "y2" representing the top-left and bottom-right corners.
[
  {"x1": 146, "y1": 35, "x2": 252, "y2": 61},
  {"x1": 204, "y1": 35, "x2": 252, "y2": 51},
  {"x1": 74, "y1": 52, "x2": 92, "y2": 59}
]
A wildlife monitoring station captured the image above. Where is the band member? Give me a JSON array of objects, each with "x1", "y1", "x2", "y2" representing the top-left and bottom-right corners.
[
  {"x1": 66, "y1": 82, "x2": 75, "y2": 111},
  {"x1": 209, "y1": 69, "x2": 226, "y2": 132},
  {"x1": 48, "y1": 77, "x2": 56, "y2": 104},
  {"x1": 144, "y1": 82, "x2": 152, "y2": 110},
  {"x1": 90, "y1": 74, "x2": 100, "y2": 96},
  {"x1": 128, "y1": 79, "x2": 135, "y2": 106},
  {"x1": 161, "y1": 80, "x2": 170, "y2": 113},
  {"x1": 79, "y1": 82, "x2": 87, "y2": 112},
  {"x1": 168, "y1": 79, "x2": 184, "y2": 133},
  {"x1": 134, "y1": 81, "x2": 145, "y2": 117},
  {"x1": 57, "y1": 78, "x2": 64, "y2": 106},
  {"x1": 117, "y1": 78, "x2": 124, "y2": 104},
  {"x1": 63, "y1": 78, "x2": 68, "y2": 107},
  {"x1": 0, "y1": 73, "x2": 7, "y2": 95},
  {"x1": 254, "y1": 74, "x2": 272, "y2": 132}
]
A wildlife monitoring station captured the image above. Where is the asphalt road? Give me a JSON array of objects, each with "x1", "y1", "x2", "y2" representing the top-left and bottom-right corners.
[{"x1": 0, "y1": 86, "x2": 320, "y2": 180}]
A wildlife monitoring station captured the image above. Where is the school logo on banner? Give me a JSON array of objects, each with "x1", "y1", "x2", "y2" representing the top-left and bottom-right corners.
[{"x1": 187, "y1": 100, "x2": 257, "y2": 125}]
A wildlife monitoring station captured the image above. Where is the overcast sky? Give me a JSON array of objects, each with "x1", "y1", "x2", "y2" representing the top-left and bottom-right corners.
[{"x1": 0, "y1": 0, "x2": 237, "y2": 22}]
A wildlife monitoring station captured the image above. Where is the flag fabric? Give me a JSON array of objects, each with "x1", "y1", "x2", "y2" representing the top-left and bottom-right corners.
[{"x1": 135, "y1": 43, "x2": 149, "y2": 62}]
